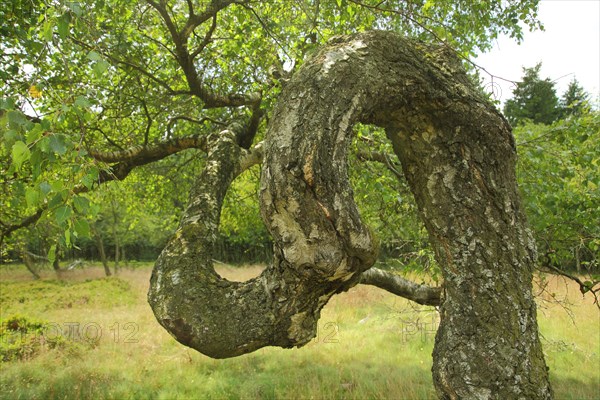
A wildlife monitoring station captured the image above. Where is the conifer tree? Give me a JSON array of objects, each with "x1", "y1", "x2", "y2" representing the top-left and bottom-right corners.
[
  {"x1": 561, "y1": 78, "x2": 590, "y2": 118},
  {"x1": 504, "y1": 63, "x2": 560, "y2": 125}
]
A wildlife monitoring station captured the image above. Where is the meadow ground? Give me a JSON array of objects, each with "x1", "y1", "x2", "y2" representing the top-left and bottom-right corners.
[{"x1": 0, "y1": 263, "x2": 598, "y2": 399}]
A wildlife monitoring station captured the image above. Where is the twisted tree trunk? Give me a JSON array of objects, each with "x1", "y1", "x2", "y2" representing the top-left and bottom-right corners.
[{"x1": 149, "y1": 31, "x2": 552, "y2": 398}]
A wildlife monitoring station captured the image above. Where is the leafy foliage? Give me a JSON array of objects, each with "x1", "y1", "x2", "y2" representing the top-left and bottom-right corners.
[
  {"x1": 515, "y1": 111, "x2": 600, "y2": 273},
  {"x1": 219, "y1": 165, "x2": 271, "y2": 262},
  {"x1": 349, "y1": 124, "x2": 437, "y2": 274}
]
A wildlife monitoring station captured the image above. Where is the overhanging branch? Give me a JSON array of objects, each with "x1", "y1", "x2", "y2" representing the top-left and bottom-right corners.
[
  {"x1": 1, "y1": 132, "x2": 264, "y2": 244},
  {"x1": 2, "y1": 135, "x2": 206, "y2": 244},
  {"x1": 88, "y1": 134, "x2": 208, "y2": 163},
  {"x1": 71, "y1": 38, "x2": 190, "y2": 97},
  {"x1": 356, "y1": 148, "x2": 404, "y2": 180},
  {"x1": 181, "y1": 0, "x2": 234, "y2": 42},
  {"x1": 540, "y1": 262, "x2": 600, "y2": 309},
  {"x1": 360, "y1": 268, "x2": 442, "y2": 306},
  {"x1": 0, "y1": 208, "x2": 44, "y2": 248},
  {"x1": 190, "y1": 14, "x2": 218, "y2": 60}
]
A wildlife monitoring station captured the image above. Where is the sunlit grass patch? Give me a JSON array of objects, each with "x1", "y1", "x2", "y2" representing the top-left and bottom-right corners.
[
  {"x1": 535, "y1": 276, "x2": 600, "y2": 400},
  {"x1": 0, "y1": 265, "x2": 598, "y2": 399},
  {"x1": 0, "y1": 276, "x2": 135, "y2": 315}
]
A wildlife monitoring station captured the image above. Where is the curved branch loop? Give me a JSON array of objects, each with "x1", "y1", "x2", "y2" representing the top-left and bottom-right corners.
[{"x1": 148, "y1": 31, "x2": 551, "y2": 398}]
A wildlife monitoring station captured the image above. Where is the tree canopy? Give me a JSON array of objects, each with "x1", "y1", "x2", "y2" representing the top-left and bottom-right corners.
[
  {"x1": 1, "y1": 0, "x2": 544, "y2": 255},
  {"x1": 515, "y1": 111, "x2": 599, "y2": 276}
]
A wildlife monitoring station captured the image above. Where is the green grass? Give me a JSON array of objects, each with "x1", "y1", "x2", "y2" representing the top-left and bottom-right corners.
[{"x1": 0, "y1": 264, "x2": 598, "y2": 399}]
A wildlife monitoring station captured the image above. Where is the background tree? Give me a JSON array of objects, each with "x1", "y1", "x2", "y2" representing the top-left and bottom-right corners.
[
  {"x1": 504, "y1": 62, "x2": 560, "y2": 126},
  {"x1": 560, "y1": 78, "x2": 590, "y2": 118}
]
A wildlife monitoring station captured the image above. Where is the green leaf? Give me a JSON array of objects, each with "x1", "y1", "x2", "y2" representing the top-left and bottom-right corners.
[
  {"x1": 347, "y1": 5, "x2": 355, "y2": 17},
  {"x1": 26, "y1": 124, "x2": 44, "y2": 144},
  {"x1": 87, "y1": 50, "x2": 102, "y2": 61},
  {"x1": 65, "y1": 227, "x2": 71, "y2": 246},
  {"x1": 0, "y1": 97, "x2": 16, "y2": 110},
  {"x1": 92, "y1": 60, "x2": 110, "y2": 77},
  {"x1": 11, "y1": 141, "x2": 31, "y2": 170},
  {"x1": 57, "y1": 14, "x2": 70, "y2": 39},
  {"x1": 82, "y1": 167, "x2": 99, "y2": 189},
  {"x1": 7, "y1": 110, "x2": 28, "y2": 129},
  {"x1": 39, "y1": 181, "x2": 52, "y2": 196},
  {"x1": 30, "y1": 149, "x2": 43, "y2": 180},
  {"x1": 40, "y1": 20, "x2": 54, "y2": 42},
  {"x1": 53, "y1": 205, "x2": 72, "y2": 224},
  {"x1": 73, "y1": 218, "x2": 90, "y2": 237},
  {"x1": 73, "y1": 195, "x2": 90, "y2": 213},
  {"x1": 68, "y1": 2, "x2": 83, "y2": 17},
  {"x1": 48, "y1": 193, "x2": 64, "y2": 209},
  {"x1": 49, "y1": 134, "x2": 67, "y2": 155},
  {"x1": 3, "y1": 129, "x2": 18, "y2": 147},
  {"x1": 25, "y1": 187, "x2": 40, "y2": 208},
  {"x1": 74, "y1": 95, "x2": 91, "y2": 108},
  {"x1": 51, "y1": 180, "x2": 65, "y2": 193},
  {"x1": 37, "y1": 136, "x2": 51, "y2": 153},
  {"x1": 89, "y1": 202, "x2": 101, "y2": 216}
]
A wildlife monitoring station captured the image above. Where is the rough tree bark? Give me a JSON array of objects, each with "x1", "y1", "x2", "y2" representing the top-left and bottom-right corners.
[{"x1": 149, "y1": 31, "x2": 552, "y2": 399}]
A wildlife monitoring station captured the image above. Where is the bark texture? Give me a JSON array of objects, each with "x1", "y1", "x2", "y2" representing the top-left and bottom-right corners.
[{"x1": 148, "y1": 31, "x2": 552, "y2": 398}]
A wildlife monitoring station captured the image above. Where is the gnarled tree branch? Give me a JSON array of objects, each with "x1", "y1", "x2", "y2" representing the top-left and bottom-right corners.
[
  {"x1": 360, "y1": 268, "x2": 441, "y2": 306},
  {"x1": 88, "y1": 134, "x2": 208, "y2": 163},
  {"x1": 355, "y1": 148, "x2": 404, "y2": 180}
]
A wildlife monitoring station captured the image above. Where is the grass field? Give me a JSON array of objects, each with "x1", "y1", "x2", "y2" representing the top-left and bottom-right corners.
[{"x1": 0, "y1": 263, "x2": 598, "y2": 399}]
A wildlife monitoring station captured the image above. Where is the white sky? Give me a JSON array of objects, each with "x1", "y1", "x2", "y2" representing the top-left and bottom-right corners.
[{"x1": 475, "y1": 0, "x2": 600, "y2": 106}]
